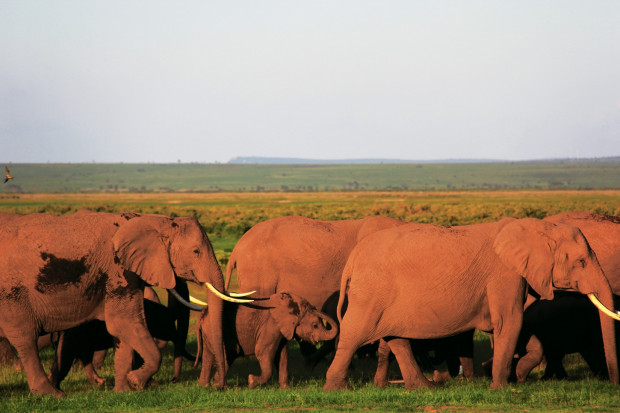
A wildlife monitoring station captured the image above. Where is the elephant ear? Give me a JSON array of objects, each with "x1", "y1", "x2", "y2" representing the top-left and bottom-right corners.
[
  {"x1": 269, "y1": 292, "x2": 302, "y2": 340},
  {"x1": 112, "y1": 217, "x2": 176, "y2": 289},
  {"x1": 493, "y1": 219, "x2": 555, "y2": 300}
]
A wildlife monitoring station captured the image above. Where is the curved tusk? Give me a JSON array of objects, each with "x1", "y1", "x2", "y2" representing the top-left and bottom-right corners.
[
  {"x1": 168, "y1": 288, "x2": 206, "y2": 311},
  {"x1": 189, "y1": 295, "x2": 208, "y2": 306},
  {"x1": 588, "y1": 293, "x2": 620, "y2": 321},
  {"x1": 206, "y1": 282, "x2": 254, "y2": 303},
  {"x1": 228, "y1": 291, "x2": 256, "y2": 298}
]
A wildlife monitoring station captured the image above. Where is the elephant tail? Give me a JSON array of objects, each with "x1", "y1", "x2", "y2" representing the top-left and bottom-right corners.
[
  {"x1": 194, "y1": 323, "x2": 203, "y2": 368},
  {"x1": 337, "y1": 266, "x2": 352, "y2": 325},
  {"x1": 224, "y1": 251, "x2": 237, "y2": 291}
]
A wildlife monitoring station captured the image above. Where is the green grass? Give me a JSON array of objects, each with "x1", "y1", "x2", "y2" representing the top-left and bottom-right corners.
[
  {"x1": 3, "y1": 161, "x2": 620, "y2": 193},
  {"x1": 2, "y1": 333, "x2": 619, "y2": 412}
]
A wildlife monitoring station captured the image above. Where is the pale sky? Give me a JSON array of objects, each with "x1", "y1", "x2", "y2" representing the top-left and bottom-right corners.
[{"x1": 1, "y1": 1, "x2": 619, "y2": 163}]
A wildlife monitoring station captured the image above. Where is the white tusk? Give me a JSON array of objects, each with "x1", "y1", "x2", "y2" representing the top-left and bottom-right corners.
[
  {"x1": 168, "y1": 288, "x2": 205, "y2": 311},
  {"x1": 228, "y1": 291, "x2": 256, "y2": 298},
  {"x1": 206, "y1": 282, "x2": 254, "y2": 303},
  {"x1": 189, "y1": 295, "x2": 208, "y2": 306},
  {"x1": 587, "y1": 293, "x2": 620, "y2": 321}
]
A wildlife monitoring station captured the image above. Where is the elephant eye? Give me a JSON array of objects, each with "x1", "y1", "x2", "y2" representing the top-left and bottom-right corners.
[
  {"x1": 193, "y1": 249, "x2": 201, "y2": 255},
  {"x1": 579, "y1": 259, "x2": 586, "y2": 268}
]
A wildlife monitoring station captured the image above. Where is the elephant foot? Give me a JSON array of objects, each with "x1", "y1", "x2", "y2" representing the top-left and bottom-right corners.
[
  {"x1": 114, "y1": 379, "x2": 131, "y2": 392},
  {"x1": 32, "y1": 382, "x2": 66, "y2": 398},
  {"x1": 489, "y1": 380, "x2": 508, "y2": 390},
  {"x1": 89, "y1": 375, "x2": 107, "y2": 387},
  {"x1": 171, "y1": 375, "x2": 179, "y2": 384},
  {"x1": 404, "y1": 377, "x2": 435, "y2": 390},
  {"x1": 248, "y1": 374, "x2": 261, "y2": 388},
  {"x1": 127, "y1": 370, "x2": 148, "y2": 391},
  {"x1": 373, "y1": 377, "x2": 388, "y2": 388},
  {"x1": 323, "y1": 378, "x2": 351, "y2": 391},
  {"x1": 432, "y1": 370, "x2": 452, "y2": 384}
]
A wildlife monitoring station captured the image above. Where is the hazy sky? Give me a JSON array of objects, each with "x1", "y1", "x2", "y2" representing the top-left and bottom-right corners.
[{"x1": 1, "y1": 1, "x2": 619, "y2": 163}]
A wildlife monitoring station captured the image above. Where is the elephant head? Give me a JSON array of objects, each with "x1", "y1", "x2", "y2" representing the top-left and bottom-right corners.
[
  {"x1": 493, "y1": 218, "x2": 619, "y2": 383},
  {"x1": 268, "y1": 292, "x2": 339, "y2": 344}
]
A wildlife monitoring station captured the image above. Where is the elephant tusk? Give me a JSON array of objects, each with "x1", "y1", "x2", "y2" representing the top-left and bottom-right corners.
[
  {"x1": 587, "y1": 293, "x2": 620, "y2": 321},
  {"x1": 189, "y1": 295, "x2": 208, "y2": 306},
  {"x1": 228, "y1": 291, "x2": 256, "y2": 298},
  {"x1": 206, "y1": 282, "x2": 254, "y2": 303},
  {"x1": 168, "y1": 288, "x2": 206, "y2": 311}
]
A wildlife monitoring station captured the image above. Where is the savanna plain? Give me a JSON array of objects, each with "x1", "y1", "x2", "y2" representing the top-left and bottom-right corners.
[{"x1": 1, "y1": 190, "x2": 620, "y2": 412}]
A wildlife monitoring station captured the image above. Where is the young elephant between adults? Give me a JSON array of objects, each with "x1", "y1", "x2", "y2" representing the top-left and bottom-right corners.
[
  {"x1": 513, "y1": 291, "x2": 620, "y2": 381},
  {"x1": 324, "y1": 218, "x2": 620, "y2": 390},
  {"x1": 0, "y1": 211, "x2": 250, "y2": 396},
  {"x1": 195, "y1": 292, "x2": 338, "y2": 388}
]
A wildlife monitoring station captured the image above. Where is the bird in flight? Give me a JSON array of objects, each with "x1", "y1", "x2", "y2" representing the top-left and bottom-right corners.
[{"x1": 4, "y1": 166, "x2": 14, "y2": 183}]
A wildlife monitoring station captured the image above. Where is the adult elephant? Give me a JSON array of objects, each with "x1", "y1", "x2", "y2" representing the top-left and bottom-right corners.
[
  {"x1": 224, "y1": 216, "x2": 405, "y2": 367},
  {"x1": 324, "y1": 218, "x2": 620, "y2": 390},
  {"x1": 0, "y1": 210, "x2": 251, "y2": 396}
]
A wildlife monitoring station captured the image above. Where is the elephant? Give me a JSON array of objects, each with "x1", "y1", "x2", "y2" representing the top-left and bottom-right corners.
[
  {"x1": 374, "y1": 330, "x2": 475, "y2": 386},
  {"x1": 323, "y1": 218, "x2": 620, "y2": 390},
  {"x1": 195, "y1": 292, "x2": 338, "y2": 388},
  {"x1": 48, "y1": 287, "x2": 194, "y2": 389},
  {"x1": 513, "y1": 291, "x2": 620, "y2": 382},
  {"x1": 0, "y1": 210, "x2": 251, "y2": 396},
  {"x1": 224, "y1": 216, "x2": 406, "y2": 364}
]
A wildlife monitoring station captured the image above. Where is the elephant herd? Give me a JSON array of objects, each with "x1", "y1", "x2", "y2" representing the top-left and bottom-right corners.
[{"x1": 1, "y1": 210, "x2": 619, "y2": 396}]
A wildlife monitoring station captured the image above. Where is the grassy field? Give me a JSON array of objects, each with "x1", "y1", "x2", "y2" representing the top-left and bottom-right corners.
[
  {"x1": 1, "y1": 190, "x2": 620, "y2": 411},
  {"x1": 3, "y1": 160, "x2": 620, "y2": 193}
]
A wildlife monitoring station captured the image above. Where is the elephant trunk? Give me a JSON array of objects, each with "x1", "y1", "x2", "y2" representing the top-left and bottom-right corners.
[
  {"x1": 579, "y1": 272, "x2": 619, "y2": 383},
  {"x1": 204, "y1": 254, "x2": 228, "y2": 388},
  {"x1": 315, "y1": 310, "x2": 339, "y2": 341}
]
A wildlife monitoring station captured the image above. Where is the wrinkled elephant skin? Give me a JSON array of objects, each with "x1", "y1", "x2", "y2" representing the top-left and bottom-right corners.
[
  {"x1": 0, "y1": 211, "x2": 227, "y2": 396},
  {"x1": 324, "y1": 218, "x2": 618, "y2": 390}
]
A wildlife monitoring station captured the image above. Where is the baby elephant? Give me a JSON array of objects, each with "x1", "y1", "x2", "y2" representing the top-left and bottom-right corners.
[
  {"x1": 196, "y1": 292, "x2": 338, "y2": 388},
  {"x1": 515, "y1": 291, "x2": 620, "y2": 381}
]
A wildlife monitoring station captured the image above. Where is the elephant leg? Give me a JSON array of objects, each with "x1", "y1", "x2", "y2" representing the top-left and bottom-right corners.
[
  {"x1": 544, "y1": 355, "x2": 567, "y2": 380},
  {"x1": 198, "y1": 346, "x2": 215, "y2": 387},
  {"x1": 48, "y1": 332, "x2": 74, "y2": 389},
  {"x1": 84, "y1": 361, "x2": 107, "y2": 386},
  {"x1": 276, "y1": 342, "x2": 290, "y2": 389},
  {"x1": 458, "y1": 329, "x2": 475, "y2": 379},
  {"x1": 373, "y1": 339, "x2": 391, "y2": 387},
  {"x1": 249, "y1": 338, "x2": 281, "y2": 388},
  {"x1": 515, "y1": 335, "x2": 544, "y2": 382},
  {"x1": 8, "y1": 333, "x2": 64, "y2": 397},
  {"x1": 168, "y1": 280, "x2": 190, "y2": 383},
  {"x1": 113, "y1": 341, "x2": 133, "y2": 392},
  {"x1": 324, "y1": 320, "x2": 370, "y2": 390},
  {"x1": 488, "y1": 281, "x2": 524, "y2": 389},
  {"x1": 459, "y1": 356, "x2": 475, "y2": 379},
  {"x1": 92, "y1": 349, "x2": 107, "y2": 370},
  {"x1": 387, "y1": 338, "x2": 433, "y2": 389},
  {"x1": 108, "y1": 320, "x2": 161, "y2": 391}
]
